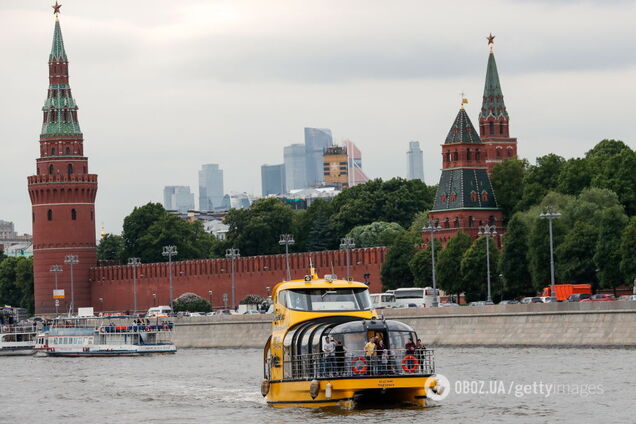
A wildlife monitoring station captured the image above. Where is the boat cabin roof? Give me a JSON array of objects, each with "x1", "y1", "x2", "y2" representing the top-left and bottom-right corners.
[{"x1": 272, "y1": 278, "x2": 369, "y2": 301}]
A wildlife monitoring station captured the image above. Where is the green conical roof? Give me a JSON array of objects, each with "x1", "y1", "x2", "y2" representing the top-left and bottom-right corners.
[
  {"x1": 479, "y1": 52, "x2": 508, "y2": 120},
  {"x1": 445, "y1": 108, "x2": 481, "y2": 144},
  {"x1": 50, "y1": 19, "x2": 67, "y2": 61}
]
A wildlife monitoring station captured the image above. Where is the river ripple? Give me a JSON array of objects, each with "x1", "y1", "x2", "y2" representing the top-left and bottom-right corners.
[{"x1": 0, "y1": 347, "x2": 632, "y2": 424}]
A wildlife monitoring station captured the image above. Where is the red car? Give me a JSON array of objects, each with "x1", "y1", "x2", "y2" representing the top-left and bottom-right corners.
[{"x1": 580, "y1": 294, "x2": 616, "y2": 302}]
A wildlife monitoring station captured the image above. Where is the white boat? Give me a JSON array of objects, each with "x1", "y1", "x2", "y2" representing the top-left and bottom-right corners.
[
  {"x1": 35, "y1": 316, "x2": 177, "y2": 357},
  {"x1": 0, "y1": 307, "x2": 36, "y2": 356}
]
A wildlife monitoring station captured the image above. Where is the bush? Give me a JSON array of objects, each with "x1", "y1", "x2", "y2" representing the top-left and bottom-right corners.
[{"x1": 172, "y1": 292, "x2": 211, "y2": 313}]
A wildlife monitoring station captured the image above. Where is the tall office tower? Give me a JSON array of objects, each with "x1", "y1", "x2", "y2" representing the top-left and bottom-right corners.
[
  {"x1": 28, "y1": 10, "x2": 98, "y2": 313},
  {"x1": 284, "y1": 144, "x2": 307, "y2": 190},
  {"x1": 163, "y1": 186, "x2": 195, "y2": 212},
  {"x1": 261, "y1": 164, "x2": 286, "y2": 196},
  {"x1": 343, "y1": 140, "x2": 369, "y2": 187},
  {"x1": 406, "y1": 141, "x2": 425, "y2": 182},
  {"x1": 323, "y1": 146, "x2": 349, "y2": 188},
  {"x1": 199, "y1": 164, "x2": 225, "y2": 211},
  {"x1": 304, "y1": 127, "x2": 333, "y2": 187}
]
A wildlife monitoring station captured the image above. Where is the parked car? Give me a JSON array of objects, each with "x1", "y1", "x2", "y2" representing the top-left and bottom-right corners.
[
  {"x1": 618, "y1": 295, "x2": 636, "y2": 301},
  {"x1": 214, "y1": 309, "x2": 239, "y2": 315},
  {"x1": 580, "y1": 294, "x2": 616, "y2": 302},
  {"x1": 520, "y1": 297, "x2": 543, "y2": 304},
  {"x1": 468, "y1": 300, "x2": 494, "y2": 306},
  {"x1": 567, "y1": 293, "x2": 592, "y2": 302},
  {"x1": 540, "y1": 296, "x2": 556, "y2": 303},
  {"x1": 187, "y1": 312, "x2": 205, "y2": 317},
  {"x1": 243, "y1": 310, "x2": 261, "y2": 314},
  {"x1": 499, "y1": 300, "x2": 520, "y2": 305}
]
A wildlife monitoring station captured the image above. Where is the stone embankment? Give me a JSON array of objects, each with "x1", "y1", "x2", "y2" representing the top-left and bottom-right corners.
[{"x1": 173, "y1": 302, "x2": 636, "y2": 348}]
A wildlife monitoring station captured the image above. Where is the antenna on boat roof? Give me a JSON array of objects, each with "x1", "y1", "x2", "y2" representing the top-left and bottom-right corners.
[
  {"x1": 330, "y1": 261, "x2": 335, "y2": 275},
  {"x1": 309, "y1": 256, "x2": 318, "y2": 280}
]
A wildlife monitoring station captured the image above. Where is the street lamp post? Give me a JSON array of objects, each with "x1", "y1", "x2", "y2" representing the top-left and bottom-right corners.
[
  {"x1": 128, "y1": 257, "x2": 141, "y2": 315},
  {"x1": 279, "y1": 234, "x2": 295, "y2": 281},
  {"x1": 540, "y1": 206, "x2": 562, "y2": 302},
  {"x1": 152, "y1": 293, "x2": 157, "y2": 307},
  {"x1": 49, "y1": 265, "x2": 63, "y2": 315},
  {"x1": 477, "y1": 225, "x2": 497, "y2": 304},
  {"x1": 162, "y1": 246, "x2": 178, "y2": 310},
  {"x1": 225, "y1": 248, "x2": 240, "y2": 309},
  {"x1": 64, "y1": 255, "x2": 79, "y2": 315},
  {"x1": 339, "y1": 237, "x2": 355, "y2": 281},
  {"x1": 208, "y1": 290, "x2": 213, "y2": 309},
  {"x1": 422, "y1": 220, "x2": 441, "y2": 307}
]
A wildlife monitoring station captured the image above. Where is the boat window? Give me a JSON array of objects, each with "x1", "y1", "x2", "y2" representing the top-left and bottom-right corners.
[
  {"x1": 388, "y1": 331, "x2": 417, "y2": 351},
  {"x1": 279, "y1": 288, "x2": 372, "y2": 312},
  {"x1": 394, "y1": 288, "x2": 424, "y2": 299}
]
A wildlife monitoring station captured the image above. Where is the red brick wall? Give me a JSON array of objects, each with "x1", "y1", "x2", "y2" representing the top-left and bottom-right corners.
[{"x1": 90, "y1": 247, "x2": 386, "y2": 313}]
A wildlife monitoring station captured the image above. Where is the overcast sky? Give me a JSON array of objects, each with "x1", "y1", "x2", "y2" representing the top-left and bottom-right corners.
[{"x1": 1, "y1": 0, "x2": 635, "y2": 236}]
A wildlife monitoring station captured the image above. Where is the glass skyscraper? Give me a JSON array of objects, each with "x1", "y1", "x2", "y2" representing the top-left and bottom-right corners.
[
  {"x1": 261, "y1": 164, "x2": 286, "y2": 196},
  {"x1": 304, "y1": 127, "x2": 333, "y2": 187},
  {"x1": 406, "y1": 141, "x2": 425, "y2": 182},
  {"x1": 284, "y1": 144, "x2": 307, "y2": 190},
  {"x1": 163, "y1": 186, "x2": 195, "y2": 212},
  {"x1": 199, "y1": 164, "x2": 225, "y2": 211}
]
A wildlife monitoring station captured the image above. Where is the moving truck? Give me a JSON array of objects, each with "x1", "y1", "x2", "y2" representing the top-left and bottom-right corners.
[{"x1": 542, "y1": 284, "x2": 592, "y2": 301}]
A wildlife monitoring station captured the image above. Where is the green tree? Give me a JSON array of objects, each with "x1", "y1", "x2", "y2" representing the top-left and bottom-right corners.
[
  {"x1": 490, "y1": 158, "x2": 527, "y2": 222},
  {"x1": 380, "y1": 231, "x2": 417, "y2": 290},
  {"x1": 15, "y1": 258, "x2": 34, "y2": 313},
  {"x1": 556, "y1": 158, "x2": 591, "y2": 195},
  {"x1": 460, "y1": 237, "x2": 500, "y2": 302},
  {"x1": 331, "y1": 178, "x2": 434, "y2": 238},
  {"x1": 347, "y1": 221, "x2": 404, "y2": 248},
  {"x1": 0, "y1": 257, "x2": 33, "y2": 310},
  {"x1": 224, "y1": 198, "x2": 294, "y2": 256},
  {"x1": 619, "y1": 218, "x2": 636, "y2": 287},
  {"x1": 303, "y1": 200, "x2": 337, "y2": 252},
  {"x1": 500, "y1": 214, "x2": 533, "y2": 298},
  {"x1": 172, "y1": 292, "x2": 211, "y2": 313},
  {"x1": 97, "y1": 233, "x2": 126, "y2": 262},
  {"x1": 408, "y1": 239, "x2": 441, "y2": 287},
  {"x1": 594, "y1": 207, "x2": 629, "y2": 295},
  {"x1": 436, "y1": 231, "x2": 472, "y2": 299},
  {"x1": 556, "y1": 221, "x2": 598, "y2": 288},
  {"x1": 122, "y1": 203, "x2": 167, "y2": 258},
  {"x1": 518, "y1": 154, "x2": 565, "y2": 210}
]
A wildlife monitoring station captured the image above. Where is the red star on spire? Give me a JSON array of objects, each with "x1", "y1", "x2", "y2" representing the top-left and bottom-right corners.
[
  {"x1": 52, "y1": 1, "x2": 62, "y2": 16},
  {"x1": 486, "y1": 33, "x2": 495, "y2": 46}
]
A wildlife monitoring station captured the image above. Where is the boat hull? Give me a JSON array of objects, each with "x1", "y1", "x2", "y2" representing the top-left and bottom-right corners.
[
  {"x1": 42, "y1": 344, "x2": 177, "y2": 357},
  {"x1": 0, "y1": 347, "x2": 35, "y2": 356},
  {"x1": 266, "y1": 375, "x2": 435, "y2": 409}
]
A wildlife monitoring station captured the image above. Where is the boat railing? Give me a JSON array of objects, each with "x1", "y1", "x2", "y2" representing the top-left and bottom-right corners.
[
  {"x1": 47, "y1": 318, "x2": 174, "y2": 333},
  {"x1": 285, "y1": 348, "x2": 435, "y2": 380},
  {"x1": 0, "y1": 324, "x2": 37, "y2": 334}
]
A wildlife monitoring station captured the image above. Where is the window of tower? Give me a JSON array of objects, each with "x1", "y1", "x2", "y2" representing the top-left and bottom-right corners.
[
  {"x1": 50, "y1": 109, "x2": 56, "y2": 122},
  {"x1": 67, "y1": 164, "x2": 74, "y2": 176},
  {"x1": 489, "y1": 121, "x2": 494, "y2": 135},
  {"x1": 496, "y1": 148, "x2": 501, "y2": 158},
  {"x1": 43, "y1": 111, "x2": 47, "y2": 123},
  {"x1": 51, "y1": 147, "x2": 56, "y2": 156},
  {"x1": 65, "y1": 147, "x2": 71, "y2": 155},
  {"x1": 500, "y1": 123, "x2": 505, "y2": 135},
  {"x1": 47, "y1": 210, "x2": 53, "y2": 221},
  {"x1": 468, "y1": 216, "x2": 474, "y2": 228},
  {"x1": 49, "y1": 164, "x2": 54, "y2": 175},
  {"x1": 72, "y1": 111, "x2": 77, "y2": 121},
  {"x1": 482, "y1": 191, "x2": 489, "y2": 202},
  {"x1": 71, "y1": 209, "x2": 77, "y2": 220},
  {"x1": 444, "y1": 218, "x2": 450, "y2": 228},
  {"x1": 466, "y1": 149, "x2": 472, "y2": 161},
  {"x1": 470, "y1": 191, "x2": 478, "y2": 202},
  {"x1": 507, "y1": 147, "x2": 513, "y2": 157},
  {"x1": 453, "y1": 217, "x2": 459, "y2": 228},
  {"x1": 476, "y1": 149, "x2": 481, "y2": 161},
  {"x1": 453, "y1": 150, "x2": 459, "y2": 161}
]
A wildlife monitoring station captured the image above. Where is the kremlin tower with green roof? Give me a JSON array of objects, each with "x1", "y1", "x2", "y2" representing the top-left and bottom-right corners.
[{"x1": 28, "y1": 4, "x2": 98, "y2": 314}]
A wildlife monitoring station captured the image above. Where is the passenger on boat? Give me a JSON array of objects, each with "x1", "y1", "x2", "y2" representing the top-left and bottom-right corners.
[
  {"x1": 405, "y1": 338, "x2": 417, "y2": 371},
  {"x1": 416, "y1": 338, "x2": 425, "y2": 365},
  {"x1": 322, "y1": 336, "x2": 336, "y2": 376},
  {"x1": 364, "y1": 337, "x2": 377, "y2": 375},
  {"x1": 335, "y1": 340, "x2": 346, "y2": 375},
  {"x1": 376, "y1": 337, "x2": 388, "y2": 374}
]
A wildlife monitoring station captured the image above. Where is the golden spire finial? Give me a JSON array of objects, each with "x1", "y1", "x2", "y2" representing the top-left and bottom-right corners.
[
  {"x1": 460, "y1": 91, "x2": 468, "y2": 109},
  {"x1": 487, "y1": 32, "x2": 495, "y2": 53},
  {"x1": 52, "y1": 1, "x2": 62, "y2": 18}
]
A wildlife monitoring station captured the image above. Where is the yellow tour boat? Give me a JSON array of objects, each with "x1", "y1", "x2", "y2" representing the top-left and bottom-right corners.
[{"x1": 261, "y1": 269, "x2": 442, "y2": 409}]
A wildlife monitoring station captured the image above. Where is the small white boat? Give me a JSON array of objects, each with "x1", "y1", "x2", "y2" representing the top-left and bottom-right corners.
[
  {"x1": 35, "y1": 316, "x2": 177, "y2": 357},
  {"x1": 0, "y1": 307, "x2": 36, "y2": 356}
]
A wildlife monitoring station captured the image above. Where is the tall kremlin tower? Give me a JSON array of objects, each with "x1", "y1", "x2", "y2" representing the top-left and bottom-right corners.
[
  {"x1": 479, "y1": 33, "x2": 518, "y2": 175},
  {"x1": 28, "y1": 3, "x2": 98, "y2": 314}
]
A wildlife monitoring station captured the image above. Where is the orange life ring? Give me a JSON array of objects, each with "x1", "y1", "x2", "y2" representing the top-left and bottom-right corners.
[
  {"x1": 351, "y1": 356, "x2": 368, "y2": 374},
  {"x1": 401, "y1": 355, "x2": 419, "y2": 373}
]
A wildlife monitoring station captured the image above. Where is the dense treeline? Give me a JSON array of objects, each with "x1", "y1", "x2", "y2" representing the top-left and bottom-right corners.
[
  {"x1": 98, "y1": 178, "x2": 436, "y2": 263},
  {"x1": 0, "y1": 252, "x2": 34, "y2": 313},
  {"x1": 383, "y1": 139, "x2": 636, "y2": 300}
]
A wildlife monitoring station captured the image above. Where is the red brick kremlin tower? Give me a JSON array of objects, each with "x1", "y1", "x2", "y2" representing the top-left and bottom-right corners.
[
  {"x1": 28, "y1": 4, "x2": 98, "y2": 314},
  {"x1": 428, "y1": 103, "x2": 503, "y2": 246},
  {"x1": 479, "y1": 34, "x2": 518, "y2": 175}
]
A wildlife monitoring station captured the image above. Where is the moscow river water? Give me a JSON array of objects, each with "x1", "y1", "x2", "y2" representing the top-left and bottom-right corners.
[{"x1": 1, "y1": 347, "x2": 632, "y2": 424}]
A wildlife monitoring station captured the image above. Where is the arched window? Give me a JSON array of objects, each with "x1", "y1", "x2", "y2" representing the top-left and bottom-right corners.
[
  {"x1": 496, "y1": 148, "x2": 501, "y2": 157},
  {"x1": 50, "y1": 109, "x2": 56, "y2": 122},
  {"x1": 488, "y1": 215, "x2": 496, "y2": 226},
  {"x1": 468, "y1": 216, "x2": 474, "y2": 228},
  {"x1": 453, "y1": 150, "x2": 459, "y2": 161},
  {"x1": 453, "y1": 217, "x2": 459, "y2": 228},
  {"x1": 47, "y1": 209, "x2": 53, "y2": 221},
  {"x1": 481, "y1": 191, "x2": 489, "y2": 201},
  {"x1": 440, "y1": 193, "x2": 447, "y2": 203},
  {"x1": 470, "y1": 191, "x2": 478, "y2": 202},
  {"x1": 476, "y1": 149, "x2": 481, "y2": 161},
  {"x1": 49, "y1": 164, "x2": 54, "y2": 175},
  {"x1": 489, "y1": 121, "x2": 494, "y2": 135},
  {"x1": 43, "y1": 111, "x2": 47, "y2": 123},
  {"x1": 67, "y1": 164, "x2": 73, "y2": 176},
  {"x1": 466, "y1": 149, "x2": 472, "y2": 161},
  {"x1": 51, "y1": 147, "x2": 56, "y2": 156},
  {"x1": 500, "y1": 122, "x2": 505, "y2": 135},
  {"x1": 65, "y1": 147, "x2": 71, "y2": 155},
  {"x1": 71, "y1": 209, "x2": 77, "y2": 220},
  {"x1": 449, "y1": 192, "x2": 457, "y2": 202},
  {"x1": 507, "y1": 147, "x2": 513, "y2": 157},
  {"x1": 444, "y1": 218, "x2": 450, "y2": 228}
]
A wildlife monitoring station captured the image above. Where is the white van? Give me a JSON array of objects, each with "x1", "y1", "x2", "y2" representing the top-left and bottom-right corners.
[
  {"x1": 369, "y1": 293, "x2": 397, "y2": 309},
  {"x1": 146, "y1": 306, "x2": 172, "y2": 318}
]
